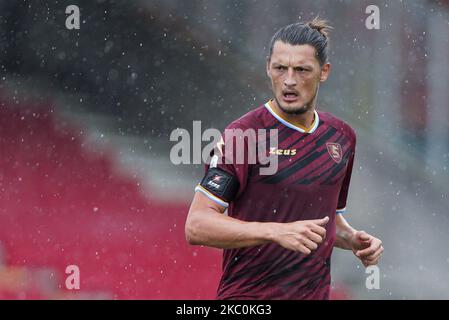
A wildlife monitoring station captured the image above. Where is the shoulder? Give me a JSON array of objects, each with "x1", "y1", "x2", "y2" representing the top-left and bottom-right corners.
[
  {"x1": 318, "y1": 110, "x2": 356, "y2": 144},
  {"x1": 225, "y1": 104, "x2": 268, "y2": 131}
]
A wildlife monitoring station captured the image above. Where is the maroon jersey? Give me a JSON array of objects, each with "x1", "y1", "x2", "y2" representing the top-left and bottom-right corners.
[{"x1": 195, "y1": 99, "x2": 356, "y2": 300}]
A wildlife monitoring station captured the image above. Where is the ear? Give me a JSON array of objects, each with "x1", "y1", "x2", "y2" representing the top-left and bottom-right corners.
[
  {"x1": 320, "y1": 63, "x2": 331, "y2": 82},
  {"x1": 266, "y1": 58, "x2": 271, "y2": 78}
]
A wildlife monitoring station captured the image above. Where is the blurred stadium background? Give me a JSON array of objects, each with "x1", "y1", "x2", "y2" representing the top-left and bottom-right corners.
[{"x1": 0, "y1": 0, "x2": 448, "y2": 299}]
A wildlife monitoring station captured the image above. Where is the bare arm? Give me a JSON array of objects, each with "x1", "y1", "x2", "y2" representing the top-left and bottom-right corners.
[
  {"x1": 335, "y1": 213, "x2": 384, "y2": 266},
  {"x1": 334, "y1": 213, "x2": 357, "y2": 250},
  {"x1": 185, "y1": 191, "x2": 329, "y2": 255},
  {"x1": 185, "y1": 192, "x2": 274, "y2": 249}
]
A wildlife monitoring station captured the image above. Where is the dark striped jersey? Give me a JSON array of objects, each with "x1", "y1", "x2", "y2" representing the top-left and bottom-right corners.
[{"x1": 195, "y1": 99, "x2": 356, "y2": 300}]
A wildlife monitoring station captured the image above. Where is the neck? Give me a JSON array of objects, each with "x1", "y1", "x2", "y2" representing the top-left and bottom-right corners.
[{"x1": 271, "y1": 98, "x2": 316, "y2": 129}]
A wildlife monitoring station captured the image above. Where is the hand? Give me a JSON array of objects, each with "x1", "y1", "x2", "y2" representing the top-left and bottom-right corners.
[
  {"x1": 271, "y1": 216, "x2": 329, "y2": 255},
  {"x1": 350, "y1": 230, "x2": 383, "y2": 267}
]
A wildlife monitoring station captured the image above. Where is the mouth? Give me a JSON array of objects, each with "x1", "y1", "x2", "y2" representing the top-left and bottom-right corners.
[{"x1": 281, "y1": 90, "x2": 299, "y2": 103}]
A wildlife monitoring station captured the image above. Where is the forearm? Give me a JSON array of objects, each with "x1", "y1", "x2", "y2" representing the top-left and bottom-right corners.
[
  {"x1": 186, "y1": 208, "x2": 275, "y2": 249},
  {"x1": 186, "y1": 193, "x2": 328, "y2": 253},
  {"x1": 334, "y1": 214, "x2": 357, "y2": 250}
]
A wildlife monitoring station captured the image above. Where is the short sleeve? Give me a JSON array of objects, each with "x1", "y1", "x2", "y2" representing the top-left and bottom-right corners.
[
  {"x1": 195, "y1": 121, "x2": 251, "y2": 208},
  {"x1": 336, "y1": 131, "x2": 356, "y2": 214}
]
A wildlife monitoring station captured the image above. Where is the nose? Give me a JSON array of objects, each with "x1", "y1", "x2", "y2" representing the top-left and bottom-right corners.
[{"x1": 283, "y1": 68, "x2": 296, "y2": 87}]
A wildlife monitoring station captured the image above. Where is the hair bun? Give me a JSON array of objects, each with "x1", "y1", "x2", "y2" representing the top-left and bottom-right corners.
[{"x1": 307, "y1": 16, "x2": 333, "y2": 38}]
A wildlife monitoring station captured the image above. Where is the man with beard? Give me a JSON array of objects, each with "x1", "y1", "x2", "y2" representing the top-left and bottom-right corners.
[{"x1": 185, "y1": 17, "x2": 383, "y2": 300}]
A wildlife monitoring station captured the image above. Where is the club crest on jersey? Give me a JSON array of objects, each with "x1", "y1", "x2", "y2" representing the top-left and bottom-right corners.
[{"x1": 326, "y1": 142, "x2": 342, "y2": 163}]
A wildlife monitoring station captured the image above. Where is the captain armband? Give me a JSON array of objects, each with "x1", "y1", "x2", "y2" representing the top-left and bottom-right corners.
[{"x1": 195, "y1": 167, "x2": 240, "y2": 207}]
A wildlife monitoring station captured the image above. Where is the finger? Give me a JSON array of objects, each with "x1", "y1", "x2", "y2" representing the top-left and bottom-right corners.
[
  {"x1": 308, "y1": 216, "x2": 329, "y2": 226},
  {"x1": 363, "y1": 257, "x2": 381, "y2": 266},
  {"x1": 356, "y1": 242, "x2": 382, "y2": 258},
  {"x1": 356, "y1": 231, "x2": 371, "y2": 241},
  {"x1": 364, "y1": 246, "x2": 384, "y2": 262},
  {"x1": 363, "y1": 255, "x2": 381, "y2": 266},
  {"x1": 356, "y1": 247, "x2": 375, "y2": 258},
  {"x1": 309, "y1": 224, "x2": 327, "y2": 238},
  {"x1": 370, "y1": 246, "x2": 384, "y2": 259},
  {"x1": 305, "y1": 230, "x2": 324, "y2": 244},
  {"x1": 361, "y1": 253, "x2": 382, "y2": 266},
  {"x1": 297, "y1": 244, "x2": 312, "y2": 255},
  {"x1": 301, "y1": 238, "x2": 318, "y2": 251},
  {"x1": 317, "y1": 216, "x2": 329, "y2": 226},
  {"x1": 363, "y1": 260, "x2": 375, "y2": 267}
]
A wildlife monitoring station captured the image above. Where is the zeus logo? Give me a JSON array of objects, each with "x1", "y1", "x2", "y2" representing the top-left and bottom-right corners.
[{"x1": 269, "y1": 148, "x2": 297, "y2": 156}]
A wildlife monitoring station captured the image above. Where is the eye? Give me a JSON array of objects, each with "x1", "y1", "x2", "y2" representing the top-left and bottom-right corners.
[
  {"x1": 275, "y1": 65, "x2": 286, "y2": 71},
  {"x1": 295, "y1": 67, "x2": 308, "y2": 72}
]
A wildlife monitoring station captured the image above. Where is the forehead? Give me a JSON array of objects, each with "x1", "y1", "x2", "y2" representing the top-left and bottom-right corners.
[{"x1": 270, "y1": 41, "x2": 318, "y2": 66}]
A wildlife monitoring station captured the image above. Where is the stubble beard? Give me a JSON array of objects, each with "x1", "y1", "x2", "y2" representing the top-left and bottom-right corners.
[
  {"x1": 274, "y1": 96, "x2": 314, "y2": 115},
  {"x1": 274, "y1": 84, "x2": 319, "y2": 115}
]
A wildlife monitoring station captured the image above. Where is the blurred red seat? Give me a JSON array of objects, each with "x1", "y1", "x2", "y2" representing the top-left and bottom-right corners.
[{"x1": 0, "y1": 93, "x2": 221, "y2": 299}]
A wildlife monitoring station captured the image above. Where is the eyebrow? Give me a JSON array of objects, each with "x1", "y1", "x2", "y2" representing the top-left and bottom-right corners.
[{"x1": 271, "y1": 62, "x2": 314, "y2": 69}]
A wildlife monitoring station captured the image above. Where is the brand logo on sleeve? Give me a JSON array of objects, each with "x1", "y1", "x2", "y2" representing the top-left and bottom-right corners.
[{"x1": 207, "y1": 174, "x2": 227, "y2": 190}]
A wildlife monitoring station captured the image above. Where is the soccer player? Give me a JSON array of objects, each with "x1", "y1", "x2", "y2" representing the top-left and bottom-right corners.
[{"x1": 185, "y1": 18, "x2": 383, "y2": 300}]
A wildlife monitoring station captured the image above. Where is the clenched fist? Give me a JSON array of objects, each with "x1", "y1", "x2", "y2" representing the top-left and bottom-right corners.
[
  {"x1": 350, "y1": 230, "x2": 383, "y2": 267},
  {"x1": 270, "y1": 216, "x2": 329, "y2": 255}
]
